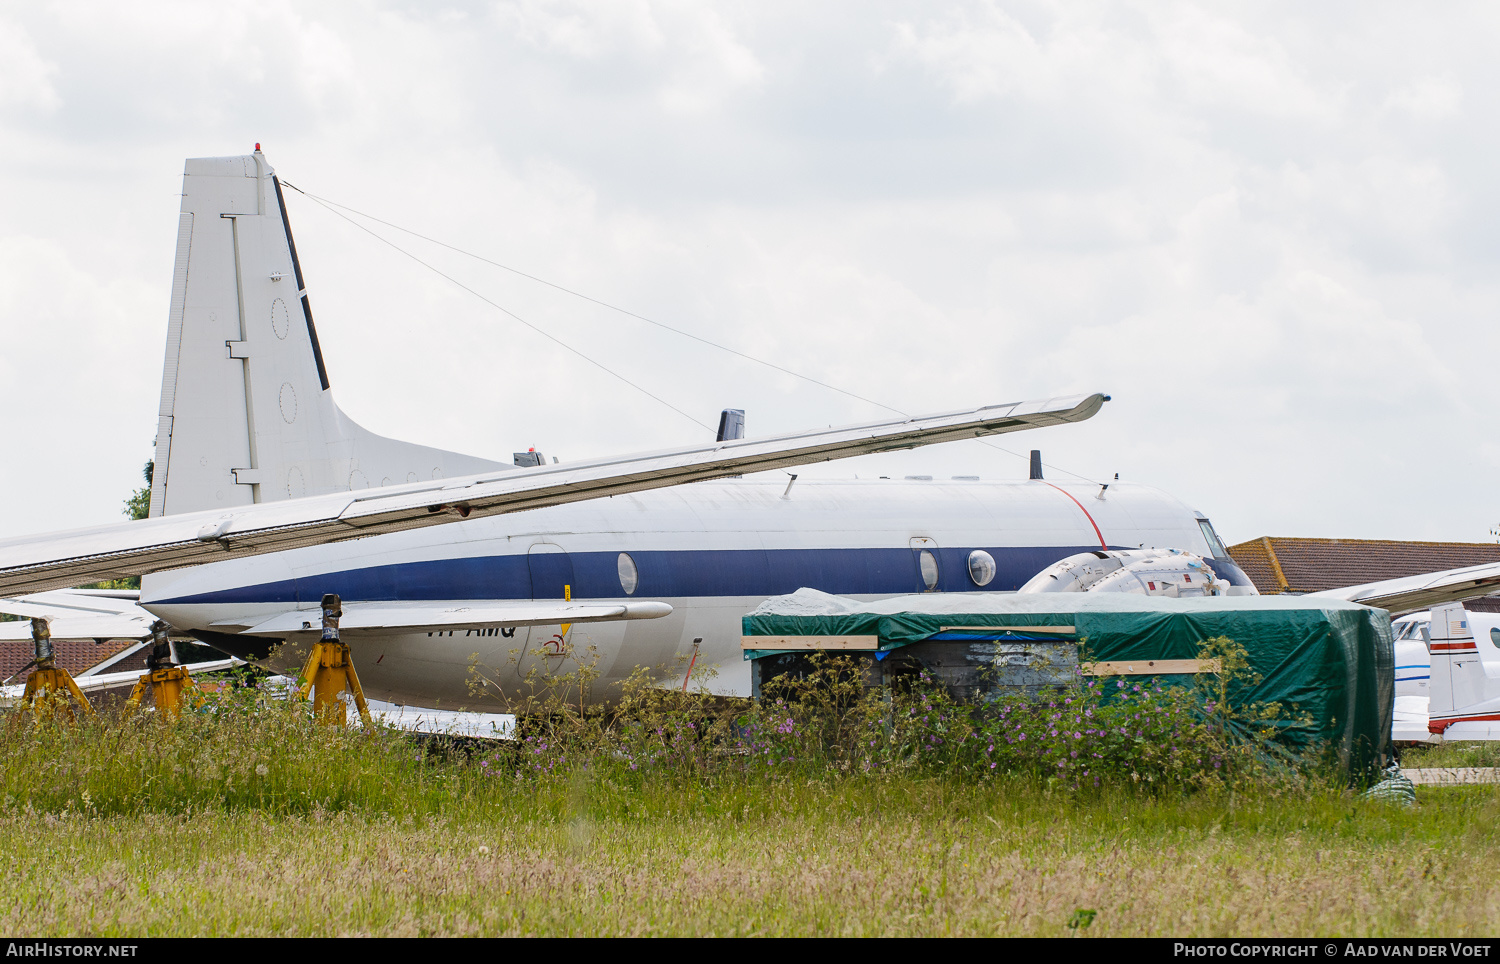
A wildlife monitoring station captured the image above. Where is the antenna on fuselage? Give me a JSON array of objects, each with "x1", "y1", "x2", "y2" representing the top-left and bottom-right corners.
[
  {"x1": 1029, "y1": 450, "x2": 1044, "y2": 480},
  {"x1": 717, "y1": 409, "x2": 745, "y2": 442},
  {"x1": 719, "y1": 409, "x2": 746, "y2": 479}
]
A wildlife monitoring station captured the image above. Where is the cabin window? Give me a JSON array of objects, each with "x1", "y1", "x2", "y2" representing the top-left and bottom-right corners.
[
  {"x1": 617, "y1": 552, "x2": 639, "y2": 595},
  {"x1": 918, "y1": 550, "x2": 939, "y2": 591},
  {"x1": 967, "y1": 550, "x2": 997, "y2": 587}
]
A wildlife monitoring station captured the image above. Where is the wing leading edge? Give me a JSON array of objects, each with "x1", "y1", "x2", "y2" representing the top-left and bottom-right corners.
[{"x1": 0, "y1": 392, "x2": 1107, "y2": 596}]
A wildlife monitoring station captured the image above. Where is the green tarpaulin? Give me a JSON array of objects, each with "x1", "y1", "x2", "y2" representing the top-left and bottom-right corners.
[{"x1": 743, "y1": 591, "x2": 1394, "y2": 771}]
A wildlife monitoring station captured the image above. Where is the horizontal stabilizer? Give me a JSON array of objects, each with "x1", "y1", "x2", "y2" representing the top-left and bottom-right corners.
[
  {"x1": 0, "y1": 589, "x2": 147, "y2": 620},
  {"x1": 224, "y1": 599, "x2": 673, "y2": 636},
  {"x1": 0, "y1": 588, "x2": 162, "y2": 642},
  {"x1": 0, "y1": 614, "x2": 157, "y2": 642},
  {"x1": 364, "y1": 698, "x2": 515, "y2": 739},
  {"x1": 253, "y1": 676, "x2": 515, "y2": 738},
  {"x1": 1309, "y1": 561, "x2": 1500, "y2": 615},
  {"x1": 0, "y1": 392, "x2": 1107, "y2": 596}
]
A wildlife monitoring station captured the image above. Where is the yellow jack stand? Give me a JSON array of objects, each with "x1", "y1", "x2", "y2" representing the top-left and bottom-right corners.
[
  {"x1": 17, "y1": 618, "x2": 93, "y2": 721},
  {"x1": 125, "y1": 620, "x2": 199, "y2": 719},
  {"x1": 296, "y1": 594, "x2": 373, "y2": 727}
]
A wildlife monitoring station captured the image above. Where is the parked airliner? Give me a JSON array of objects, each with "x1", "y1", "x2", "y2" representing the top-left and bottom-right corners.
[{"x1": 2, "y1": 150, "x2": 1263, "y2": 708}]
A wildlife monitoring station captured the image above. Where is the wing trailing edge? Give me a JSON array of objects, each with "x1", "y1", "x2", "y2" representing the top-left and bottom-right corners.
[{"x1": 1309, "y1": 561, "x2": 1500, "y2": 615}]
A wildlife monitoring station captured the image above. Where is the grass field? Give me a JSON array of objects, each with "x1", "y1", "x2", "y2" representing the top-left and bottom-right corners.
[
  {"x1": 3, "y1": 776, "x2": 1498, "y2": 937},
  {"x1": 3, "y1": 671, "x2": 1497, "y2": 937}
]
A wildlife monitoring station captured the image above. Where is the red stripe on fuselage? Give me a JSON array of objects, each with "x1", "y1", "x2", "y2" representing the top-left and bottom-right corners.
[{"x1": 1043, "y1": 482, "x2": 1108, "y2": 551}]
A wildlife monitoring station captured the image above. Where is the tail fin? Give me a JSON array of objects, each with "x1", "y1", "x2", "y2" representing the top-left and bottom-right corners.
[
  {"x1": 148, "y1": 150, "x2": 505, "y2": 517},
  {"x1": 1426, "y1": 601, "x2": 1495, "y2": 732}
]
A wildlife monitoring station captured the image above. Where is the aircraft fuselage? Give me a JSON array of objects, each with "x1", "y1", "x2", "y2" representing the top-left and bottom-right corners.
[{"x1": 141, "y1": 476, "x2": 1243, "y2": 708}]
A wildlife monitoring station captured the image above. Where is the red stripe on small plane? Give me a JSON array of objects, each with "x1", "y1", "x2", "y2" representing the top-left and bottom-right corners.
[
  {"x1": 1429, "y1": 711, "x2": 1500, "y2": 734},
  {"x1": 1043, "y1": 482, "x2": 1108, "y2": 550}
]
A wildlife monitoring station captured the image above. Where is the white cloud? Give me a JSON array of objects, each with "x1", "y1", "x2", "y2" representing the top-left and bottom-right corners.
[
  {"x1": 1148, "y1": 6, "x2": 1334, "y2": 119},
  {"x1": 1385, "y1": 73, "x2": 1463, "y2": 120},
  {"x1": 0, "y1": 0, "x2": 1498, "y2": 547},
  {"x1": 0, "y1": 18, "x2": 60, "y2": 112}
]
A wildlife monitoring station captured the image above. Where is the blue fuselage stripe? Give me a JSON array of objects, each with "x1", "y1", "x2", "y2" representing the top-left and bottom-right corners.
[{"x1": 153, "y1": 544, "x2": 1117, "y2": 606}]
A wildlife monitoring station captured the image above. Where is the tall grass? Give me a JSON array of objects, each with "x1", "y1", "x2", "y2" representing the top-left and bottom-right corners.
[
  {"x1": 1, "y1": 775, "x2": 1496, "y2": 936},
  {"x1": 1, "y1": 685, "x2": 459, "y2": 817},
  {"x1": 0, "y1": 639, "x2": 1327, "y2": 818},
  {"x1": 0, "y1": 653, "x2": 1484, "y2": 937},
  {"x1": 476, "y1": 638, "x2": 1331, "y2": 793}
]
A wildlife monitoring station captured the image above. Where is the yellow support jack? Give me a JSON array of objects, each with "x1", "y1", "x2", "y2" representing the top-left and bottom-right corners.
[
  {"x1": 15, "y1": 618, "x2": 94, "y2": 721},
  {"x1": 125, "y1": 620, "x2": 198, "y2": 719},
  {"x1": 296, "y1": 594, "x2": 373, "y2": 727}
]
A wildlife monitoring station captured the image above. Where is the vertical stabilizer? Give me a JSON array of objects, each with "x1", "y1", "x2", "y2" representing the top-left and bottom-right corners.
[
  {"x1": 148, "y1": 149, "x2": 505, "y2": 518},
  {"x1": 1426, "y1": 601, "x2": 1500, "y2": 735}
]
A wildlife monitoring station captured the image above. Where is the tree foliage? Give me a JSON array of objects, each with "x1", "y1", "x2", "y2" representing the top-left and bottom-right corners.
[{"x1": 124, "y1": 459, "x2": 153, "y2": 522}]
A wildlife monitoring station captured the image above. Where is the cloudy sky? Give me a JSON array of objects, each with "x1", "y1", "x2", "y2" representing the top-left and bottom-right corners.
[{"x1": 1, "y1": 2, "x2": 1496, "y2": 546}]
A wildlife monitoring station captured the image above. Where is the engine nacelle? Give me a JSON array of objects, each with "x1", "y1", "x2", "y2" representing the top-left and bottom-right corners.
[{"x1": 1018, "y1": 547, "x2": 1246, "y2": 598}]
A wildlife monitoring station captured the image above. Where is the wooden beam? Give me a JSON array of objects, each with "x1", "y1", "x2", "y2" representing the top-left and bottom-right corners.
[
  {"x1": 937, "y1": 625, "x2": 1076, "y2": 634},
  {"x1": 1081, "y1": 658, "x2": 1221, "y2": 676},
  {"x1": 741, "y1": 636, "x2": 879, "y2": 651}
]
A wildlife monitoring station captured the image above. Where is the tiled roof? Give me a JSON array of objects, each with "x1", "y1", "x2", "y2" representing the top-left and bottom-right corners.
[
  {"x1": 0, "y1": 638, "x2": 144, "y2": 682},
  {"x1": 1227, "y1": 537, "x2": 1500, "y2": 595}
]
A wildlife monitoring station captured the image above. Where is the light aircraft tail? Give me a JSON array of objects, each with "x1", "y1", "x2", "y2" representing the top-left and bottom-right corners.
[
  {"x1": 1425, "y1": 601, "x2": 1500, "y2": 736},
  {"x1": 148, "y1": 149, "x2": 504, "y2": 517}
]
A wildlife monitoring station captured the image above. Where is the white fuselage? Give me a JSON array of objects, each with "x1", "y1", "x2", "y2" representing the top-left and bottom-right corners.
[
  {"x1": 1392, "y1": 610, "x2": 1500, "y2": 698},
  {"x1": 140, "y1": 477, "x2": 1230, "y2": 709}
]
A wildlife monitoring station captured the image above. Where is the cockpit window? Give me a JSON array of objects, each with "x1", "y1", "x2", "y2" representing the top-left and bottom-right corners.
[
  {"x1": 1197, "y1": 519, "x2": 1227, "y2": 557},
  {"x1": 1391, "y1": 620, "x2": 1425, "y2": 641}
]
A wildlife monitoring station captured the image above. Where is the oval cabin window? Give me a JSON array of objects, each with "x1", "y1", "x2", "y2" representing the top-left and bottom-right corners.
[
  {"x1": 918, "y1": 549, "x2": 939, "y2": 591},
  {"x1": 617, "y1": 552, "x2": 639, "y2": 595},
  {"x1": 967, "y1": 550, "x2": 997, "y2": 587}
]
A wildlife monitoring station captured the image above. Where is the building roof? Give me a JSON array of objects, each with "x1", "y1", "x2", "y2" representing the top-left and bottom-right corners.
[
  {"x1": 1227, "y1": 537, "x2": 1500, "y2": 595},
  {"x1": 0, "y1": 638, "x2": 144, "y2": 682}
]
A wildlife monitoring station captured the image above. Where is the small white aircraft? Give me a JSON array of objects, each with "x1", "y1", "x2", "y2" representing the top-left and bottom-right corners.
[
  {"x1": 1381, "y1": 608, "x2": 1500, "y2": 743},
  {"x1": 5, "y1": 149, "x2": 1500, "y2": 713},
  {"x1": 1412, "y1": 602, "x2": 1500, "y2": 741}
]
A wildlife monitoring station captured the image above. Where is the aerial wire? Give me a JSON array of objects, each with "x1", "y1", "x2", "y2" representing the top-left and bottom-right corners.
[
  {"x1": 281, "y1": 181, "x2": 1106, "y2": 484},
  {"x1": 282, "y1": 183, "x2": 906, "y2": 418},
  {"x1": 280, "y1": 181, "x2": 712, "y2": 433}
]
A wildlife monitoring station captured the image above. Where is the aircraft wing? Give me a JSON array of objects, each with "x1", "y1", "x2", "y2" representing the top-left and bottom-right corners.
[
  {"x1": 1309, "y1": 561, "x2": 1500, "y2": 615},
  {"x1": 0, "y1": 392, "x2": 1107, "y2": 596},
  {"x1": 220, "y1": 599, "x2": 673, "y2": 636}
]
